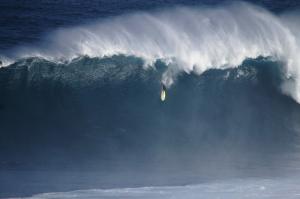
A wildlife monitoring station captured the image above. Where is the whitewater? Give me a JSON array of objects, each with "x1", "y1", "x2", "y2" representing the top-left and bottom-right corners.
[
  {"x1": 1, "y1": 2, "x2": 300, "y2": 103},
  {"x1": 11, "y1": 176, "x2": 300, "y2": 199}
]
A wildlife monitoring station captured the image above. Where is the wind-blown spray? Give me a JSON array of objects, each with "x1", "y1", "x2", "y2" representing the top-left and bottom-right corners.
[{"x1": 2, "y1": 2, "x2": 300, "y2": 102}]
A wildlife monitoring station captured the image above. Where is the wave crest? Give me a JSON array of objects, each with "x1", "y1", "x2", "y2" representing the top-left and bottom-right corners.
[{"x1": 2, "y1": 2, "x2": 300, "y2": 102}]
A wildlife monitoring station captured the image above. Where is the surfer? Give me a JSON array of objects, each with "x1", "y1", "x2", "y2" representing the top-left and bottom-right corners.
[{"x1": 160, "y1": 83, "x2": 167, "y2": 101}]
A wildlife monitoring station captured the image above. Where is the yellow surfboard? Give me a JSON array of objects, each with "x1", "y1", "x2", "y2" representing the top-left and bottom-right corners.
[{"x1": 161, "y1": 88, "x2": 166, "y2": 101}]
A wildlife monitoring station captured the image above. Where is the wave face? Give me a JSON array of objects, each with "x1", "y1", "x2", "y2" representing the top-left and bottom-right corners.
[
  {"x1": 1, "y1": 56, "x2": 300, "y2": 172},
  {"x1": 2, "y1": 2, "x2": 300, "y2": 102},
  {"x1": 1, "y1": 55, "x2": 300, "y2": 197}
]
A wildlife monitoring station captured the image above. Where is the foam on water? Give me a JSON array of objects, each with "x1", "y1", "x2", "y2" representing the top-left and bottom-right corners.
[{"x1": 13, "y1": 176, "x2": 300, "y2": 199}]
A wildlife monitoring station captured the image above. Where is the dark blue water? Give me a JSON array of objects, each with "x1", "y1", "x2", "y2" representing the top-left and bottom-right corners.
[
  {"x1": 0, "y1": 0, "x2": 299, "y2": 51},
  {"x1": 1, "y1": 0, "x2": 300, "y2": 198}
]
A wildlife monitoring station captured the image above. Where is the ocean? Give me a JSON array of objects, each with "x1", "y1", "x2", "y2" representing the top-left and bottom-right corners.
[{"x1": 1, "y1": 0, "x2": 300, "y2": 198}]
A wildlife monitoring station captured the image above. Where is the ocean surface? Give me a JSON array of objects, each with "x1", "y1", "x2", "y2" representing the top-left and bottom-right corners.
[{"x1": 1, "y1": 0, "x2": 300, "y2": 198}]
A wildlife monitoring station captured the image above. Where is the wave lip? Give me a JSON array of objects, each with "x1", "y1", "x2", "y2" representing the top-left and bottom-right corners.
[{"x1": 2, "y1": 2, "x2": 300, "y2": 102}]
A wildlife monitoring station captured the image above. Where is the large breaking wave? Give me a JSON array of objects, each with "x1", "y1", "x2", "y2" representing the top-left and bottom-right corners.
[
  {"x1": 1, "y1": 2, "x2": 300, "y2": 102},
  {"x1": 2, "y1": 2, "x2": 300, "y2": 197}
]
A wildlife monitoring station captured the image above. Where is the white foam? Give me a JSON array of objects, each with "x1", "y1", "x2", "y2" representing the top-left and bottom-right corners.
[
  {"x1": 0, "y1": 56, "x2": 14, "y2": 67},
  {"x1": 3, "y1": 2, "x2": 300, "y2": 102},
  {"x1": 14, "y1": 176, "x2": 300, "y2": 199}
]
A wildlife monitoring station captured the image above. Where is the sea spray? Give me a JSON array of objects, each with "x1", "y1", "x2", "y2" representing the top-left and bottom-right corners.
[{"x1": 2, "y1": 2, "x2": 300, "y2": 102}]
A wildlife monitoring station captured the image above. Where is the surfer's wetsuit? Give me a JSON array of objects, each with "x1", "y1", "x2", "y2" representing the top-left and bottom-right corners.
[{"x1": 162, "y1": 84, "x2": 166, "y2": 91}]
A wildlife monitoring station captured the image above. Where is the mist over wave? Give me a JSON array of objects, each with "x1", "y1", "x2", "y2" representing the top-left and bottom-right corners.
[{"x1": 1, "y1": 2, "x2": 300, "y2": 103}]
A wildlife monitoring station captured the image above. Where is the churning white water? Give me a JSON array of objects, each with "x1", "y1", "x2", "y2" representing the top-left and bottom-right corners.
[
  {"x1": 12, "y1": 176, "x2": 300, "y2": 199},
  {"x1": 2, "y1": 2, "x2": 300, "y2": 102}
]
